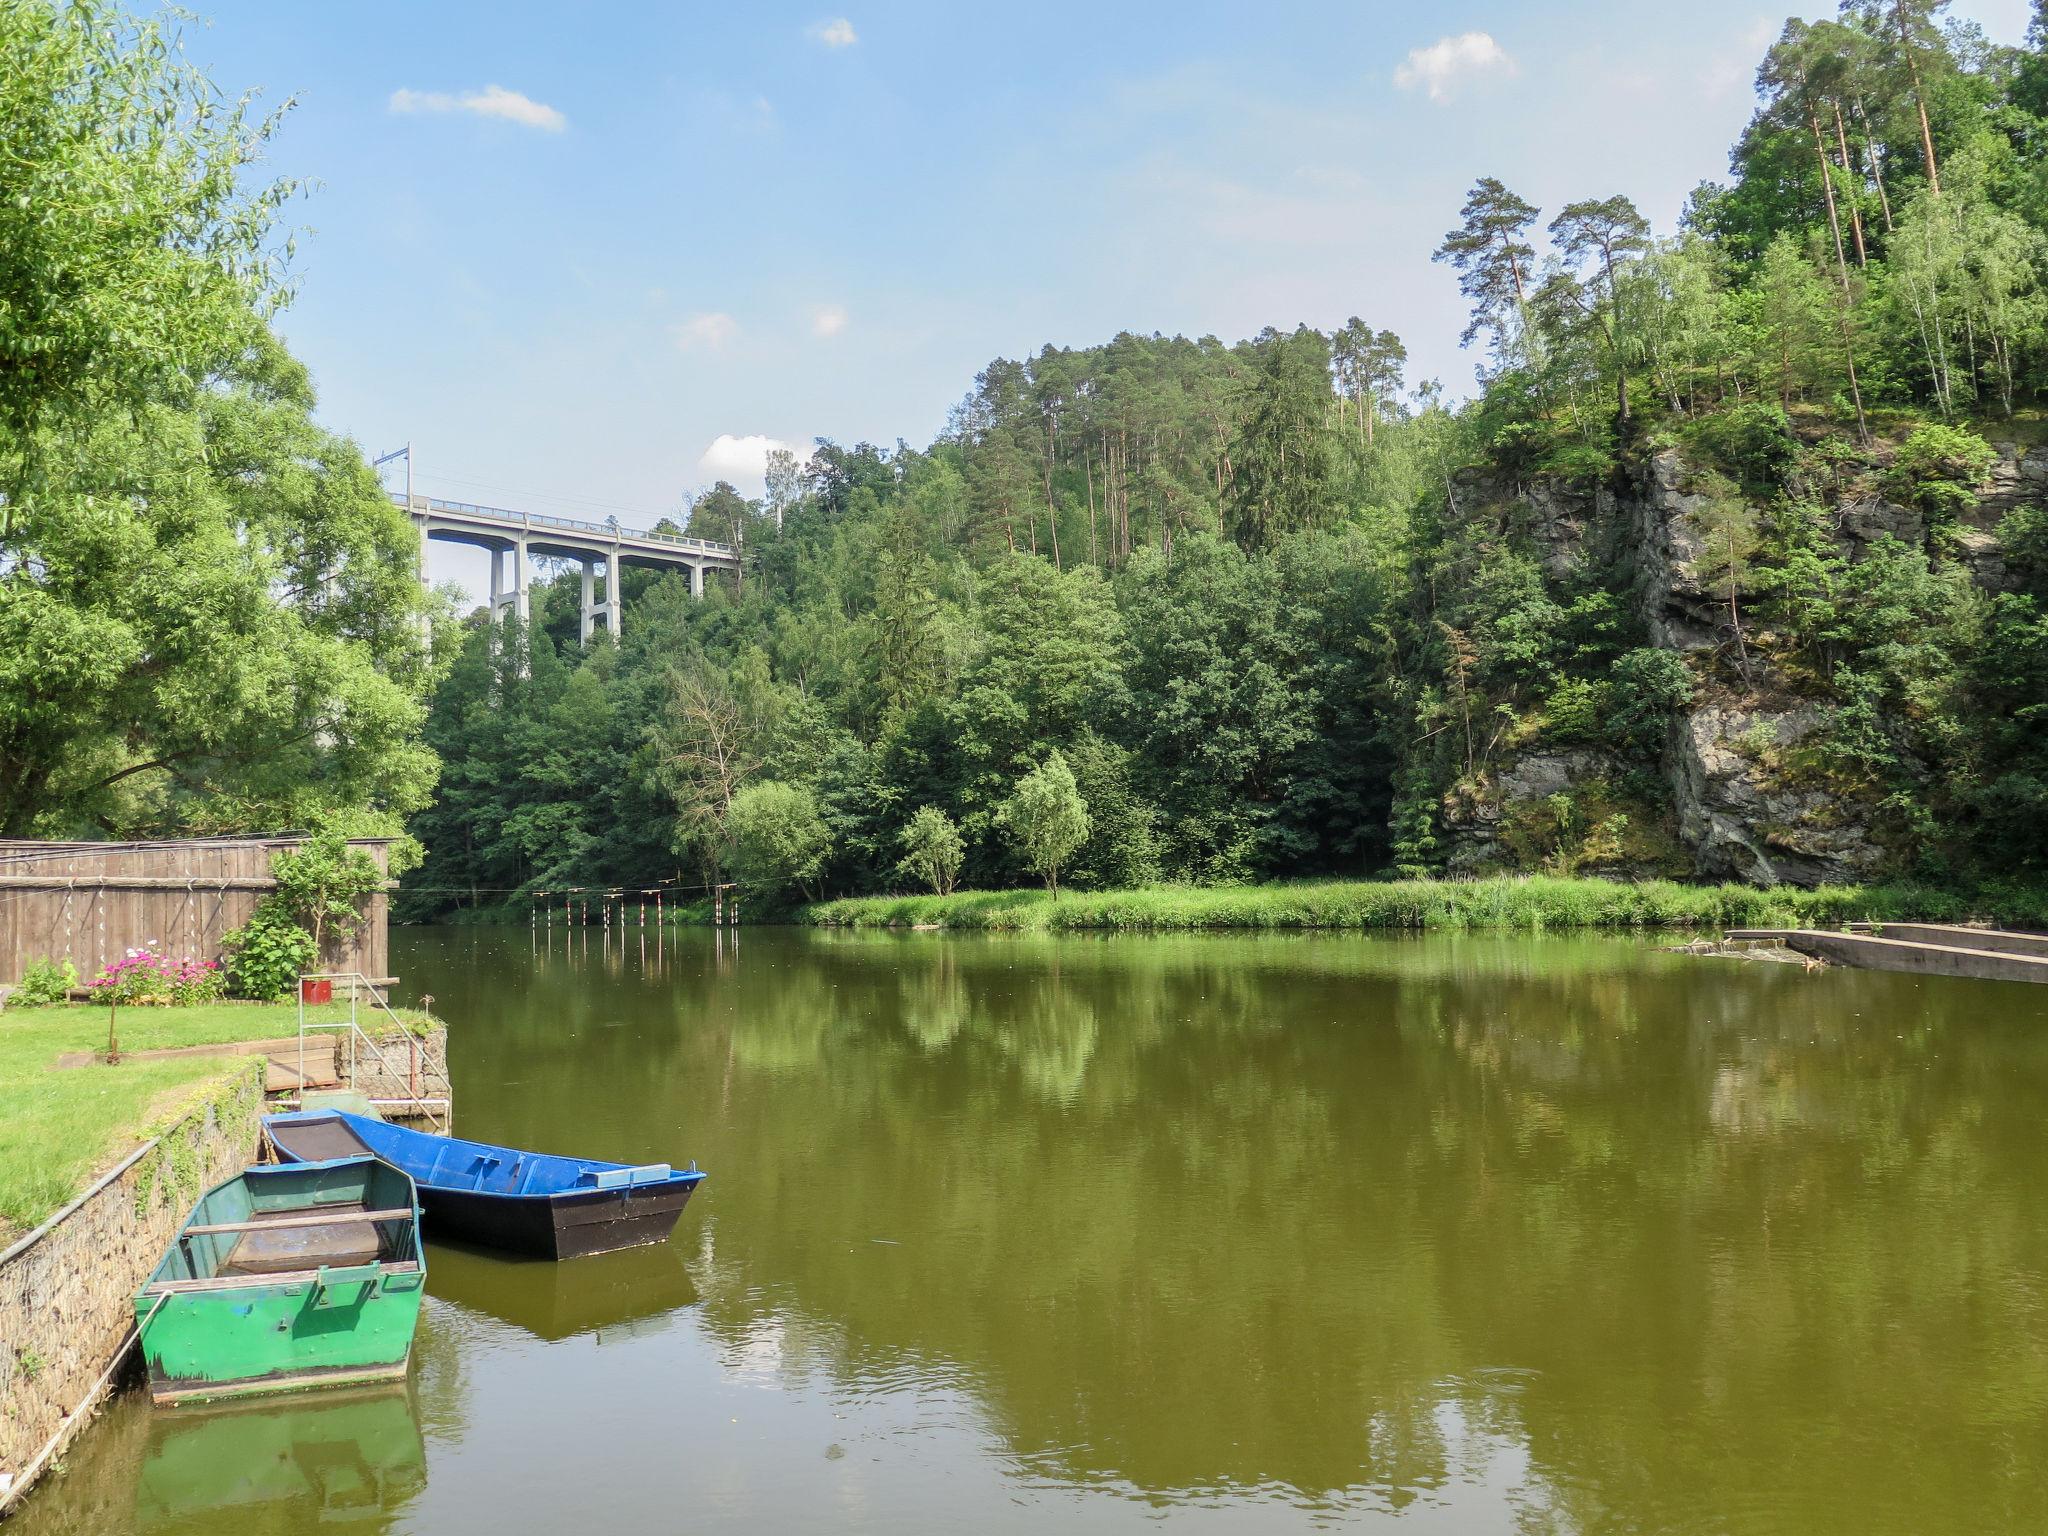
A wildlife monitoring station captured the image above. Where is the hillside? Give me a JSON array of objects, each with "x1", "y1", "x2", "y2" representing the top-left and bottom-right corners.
[{"x1": 400, "y1": 2, "x2": 2048, "y2": 917}]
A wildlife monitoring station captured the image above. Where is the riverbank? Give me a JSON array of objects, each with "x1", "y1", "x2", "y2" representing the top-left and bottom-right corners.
[
  {"x1": 802, "y1": 875, "x2": 2040, "y2": 933},
  {"x1": 0, "y1": 1001, "x2": 437, "y2": 1239}
]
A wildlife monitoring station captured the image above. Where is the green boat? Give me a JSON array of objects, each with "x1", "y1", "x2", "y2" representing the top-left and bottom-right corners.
[{"x1": 134, "y1": 1156, "x2": 425, "y2": 1406}]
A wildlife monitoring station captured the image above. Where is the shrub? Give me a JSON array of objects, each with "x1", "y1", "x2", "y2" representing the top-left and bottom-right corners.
[
  {"x1": 1489, "y1": 421, "x2": 1546, "y2": 480},
  {"x1": 14, "y1": 957, "x2": 78, "y2": 1006},
  {"x1": 84, "y1": 947, "x2": 224, "y2": 1006},
  {"x1": 1684, "y1": 402, "x2": 1799, "y2": 491},
  {"x1": 1997, "y1": 505, "x2": 2048, "y2": 586},
  {"x1": 1886, "y1": 425, "x2": 1996, "y2": 519},
  {"x1": 222, "y1": 899, "x2": 319, "y2": 1001},
  {"x1": 1603, "y1": 649, "x2": 1696, "y2": 753}
]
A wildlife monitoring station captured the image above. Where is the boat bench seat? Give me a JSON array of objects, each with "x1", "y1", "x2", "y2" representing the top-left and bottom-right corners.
[{"x1": 588, "y1": 1164, "x2": 672, "y2": 1190}]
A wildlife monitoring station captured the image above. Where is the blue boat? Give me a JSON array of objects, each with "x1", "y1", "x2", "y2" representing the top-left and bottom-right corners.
[{"x1": 263, "y1": 1110, "x2": 705, "y2": 1260}]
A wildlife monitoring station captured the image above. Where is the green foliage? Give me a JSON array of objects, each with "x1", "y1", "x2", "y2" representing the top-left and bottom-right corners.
[
  {"x1": 805, "y1": 874, "x2": 2011, "y2": 933},
  {"x1": 13, "y1": 958, "x2": 77, "y2": 1007},
  {"x1": 270, "y1": 823, "x2": 386, "y2": 956},
  {"x1": 221, "y1": 898, "x2": 318, "y2": 1002},
  {"x1": 397, "y1": 8, "x2": 2048, "y2": 909},
  {"x1": 1886, "y1": 425, "x2": 1997, "y2": 518},
  {"x1": 996, "y1": 750, "x2": 1092, "y2": 899},
  {"x1": 0, "y1": 0, "x2": 295, "y2": 447},
  {"x1": 1063, "y1": 731, "x2": 1162, "y2": 890},
  {"x1": 1604, "y1": 650, "x2": 1697, "y2": 753},
  {"x1": 1681, "y1": 403, "x2": 1800, "y2": 491},
  {"x1": 0, "y1": 3, "x2": 438, "y2": 840},
  {"x1": 2002, "y1": 505, "x2": 2048, "y2": 583},
  {"x1": 729, "y1": 780, "x2": 833, "y2": 904},
  {"x1": 896, "y1": 806, "x2": 964, "y2": 895},
  {"x1": 1228, "y1": 327, "x2": 1339, "y2": 547}
]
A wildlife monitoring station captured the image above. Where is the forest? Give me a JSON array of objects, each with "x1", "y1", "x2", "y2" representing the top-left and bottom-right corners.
[
  {"x1": 395, "y1": 1, "x2": 2048, "y2": 917},
  {"x1": 5, "y1": 1, "x2": 2048, "y2": 917}
]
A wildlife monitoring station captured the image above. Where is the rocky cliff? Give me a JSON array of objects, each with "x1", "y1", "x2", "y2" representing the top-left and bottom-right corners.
[{"x1": 1440, "y1": 441, "x2": 2033, "y2": 887}]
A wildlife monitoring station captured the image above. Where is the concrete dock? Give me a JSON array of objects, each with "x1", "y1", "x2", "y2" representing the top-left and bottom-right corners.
[{"x1": 1723, "y1": 926, "x2": 2048, "y2": 984}]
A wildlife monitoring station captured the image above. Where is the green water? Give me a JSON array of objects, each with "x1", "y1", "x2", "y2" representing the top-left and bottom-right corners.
[{"x1": 16, "y1": 927, "x2": 2048, "y2": 1533}]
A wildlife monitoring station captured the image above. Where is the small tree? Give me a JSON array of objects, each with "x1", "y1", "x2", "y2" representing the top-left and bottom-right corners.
[
  {"x1": 996, "y1": 750, "x2": 1091, "y2": 900},
  {"x1": 728, "y1": 780, "x2": 833, "y2": 904},
  {"x1": 270, "y1": 824, "x2": 386, "y2": 961},
  {"x1": 1693, "y1": 479, "x2": 1763, "y2": 685},
  {"x1": 896, "y1": 806, "x2": 964, "y2": 895}
]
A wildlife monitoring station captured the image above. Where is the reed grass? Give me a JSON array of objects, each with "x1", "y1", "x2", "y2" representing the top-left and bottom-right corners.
[{"x1": 802, "y1": 875, "x2": 2027, "y2": 933}]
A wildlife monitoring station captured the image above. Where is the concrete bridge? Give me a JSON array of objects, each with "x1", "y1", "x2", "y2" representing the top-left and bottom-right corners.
[{"x1": 398, "y1": 494, "x2": 739, "y2": 641}]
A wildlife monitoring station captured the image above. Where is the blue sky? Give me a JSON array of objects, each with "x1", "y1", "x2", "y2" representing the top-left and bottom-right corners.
[{"x1": 188, "y1": 0, "x2": 2031, "y2": 593}]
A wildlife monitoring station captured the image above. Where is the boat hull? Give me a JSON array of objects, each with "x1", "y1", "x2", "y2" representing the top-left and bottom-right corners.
[
  {"x1": 137, "y1": 1160, "x2": 424, "y2": 1407},
  {"x1": 263, "y1": 1110, "x2": 707, "y2": 1261},
  {"x1": 416, "y1": 1180, "x2": 699, "y2": 1260}
]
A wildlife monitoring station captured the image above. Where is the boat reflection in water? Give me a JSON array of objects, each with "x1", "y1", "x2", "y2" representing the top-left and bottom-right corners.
[
  {"x1": 425, "y1": 1235, "x2": 699, "y2": 1344},
  {"x1": 136, "y1": 1385, "x2": 425, "y2": 1531}
]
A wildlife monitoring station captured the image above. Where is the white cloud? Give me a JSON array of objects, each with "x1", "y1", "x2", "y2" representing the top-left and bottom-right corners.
[
  {"x1": 809, "y1": 17, "x2": 858, "y2": 48},
  {"x1": 672, "y1": 312, "x2": 740, "y2": 351},
  {"x1": 1393, "y1": 32, "x2": 1516, "y2": 104},
  {"x1": 696, "y1": 434, "x2": 812, "y2": 496},
  {"x1": 389, "y1": 83, "x2": 567, "y2": 131},
  {"x1": 810, "y1": 304, "x2": 849, "y2": 338}
]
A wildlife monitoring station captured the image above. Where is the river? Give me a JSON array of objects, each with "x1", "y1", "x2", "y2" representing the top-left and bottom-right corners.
[{"x1": 14, "y1": 926, "x2": 2048, "y2": 1533}]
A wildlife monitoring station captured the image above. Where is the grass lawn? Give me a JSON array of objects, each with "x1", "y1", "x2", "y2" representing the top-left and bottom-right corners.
[
  {"x1": 802, "y1": 874, "x2": 2042, "y2": 933},
  {"x1": 0, "y1": 1000, "x2": 437, "y2": 1241}
]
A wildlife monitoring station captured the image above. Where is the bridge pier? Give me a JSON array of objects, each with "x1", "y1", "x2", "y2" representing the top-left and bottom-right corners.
[
  {"x1": 689, "y1": 563, "x2": 704, "y2": 599},
  {"x1": 486, "y1": 538, "x2": 529, "y2": 632},
  {"x1": 579, "y1": 557, "x2": 618, "y2": 644},
  {"x1": 416, "y1": 525, "x2": 433, "y2": 643}
]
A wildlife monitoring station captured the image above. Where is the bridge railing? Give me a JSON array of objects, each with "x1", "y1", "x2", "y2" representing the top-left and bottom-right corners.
[{"x1": 393, "y1": 493, "x2": 735, "y2": 557}]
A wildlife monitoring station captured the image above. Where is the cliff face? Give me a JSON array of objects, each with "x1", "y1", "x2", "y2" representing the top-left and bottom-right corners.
[{"x1": 1440, "y1": 443, "x2": 2030, "y2": 887}]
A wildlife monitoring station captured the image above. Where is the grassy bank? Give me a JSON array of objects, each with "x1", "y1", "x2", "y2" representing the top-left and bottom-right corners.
[
  {"x1": 802, "y1": 875, "x2": 2036, "y2": 933},
  {"x1": 0, "y1": 1001, "x2": 437, "y2": 1239}
]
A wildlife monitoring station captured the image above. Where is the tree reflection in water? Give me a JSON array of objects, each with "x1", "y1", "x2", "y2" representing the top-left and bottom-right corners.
[{"x1": 18, "y1": 928, "x2": 2043, "y2": 1534}]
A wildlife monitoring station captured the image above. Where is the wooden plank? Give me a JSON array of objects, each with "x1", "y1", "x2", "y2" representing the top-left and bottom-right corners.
[
  {"x1": 0, "y1": 874, "x2": 396, "y2": 891},
  {"x1": 140, "y1": 1261, "x2": 420, "y2": 1295},
  {"x1": 0, "y1": 835, "x2": 394, "y2": 984},
  {"x1": 182, "y1": 1208, "x2": 413, "y2": 1237}
]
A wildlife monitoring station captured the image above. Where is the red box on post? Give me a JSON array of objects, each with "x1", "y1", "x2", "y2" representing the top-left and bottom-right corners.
[{"x1": 300, "y1": 978, "x2": 333, "y2": 1004}]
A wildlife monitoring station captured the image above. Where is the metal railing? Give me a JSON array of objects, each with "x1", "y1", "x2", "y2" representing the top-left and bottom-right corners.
[
  {"x1": 294, "y1": 973, "x2": 452, "y2": 1134},
  {"x1": 392, "y1": 492, "x2": 736, "y2": 557}
]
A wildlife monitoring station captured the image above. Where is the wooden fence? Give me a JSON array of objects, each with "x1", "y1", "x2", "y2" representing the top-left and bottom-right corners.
[{"x1": 0, "y1": 837, "x2": 392, "y2": 986}]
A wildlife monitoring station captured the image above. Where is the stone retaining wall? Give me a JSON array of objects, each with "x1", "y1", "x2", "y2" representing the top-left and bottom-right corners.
[
  {"x1": 349, "y1": 1023, "x2": 450, "y2": 1118},
  {"x1": 0, "y1": 1065, "x2": 263, "y2": 1512}
]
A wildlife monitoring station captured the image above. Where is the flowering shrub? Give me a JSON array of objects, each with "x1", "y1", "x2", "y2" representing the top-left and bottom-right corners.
[{"x1": 85, "y1": 945, "x2": 225, "y2": 1006}]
